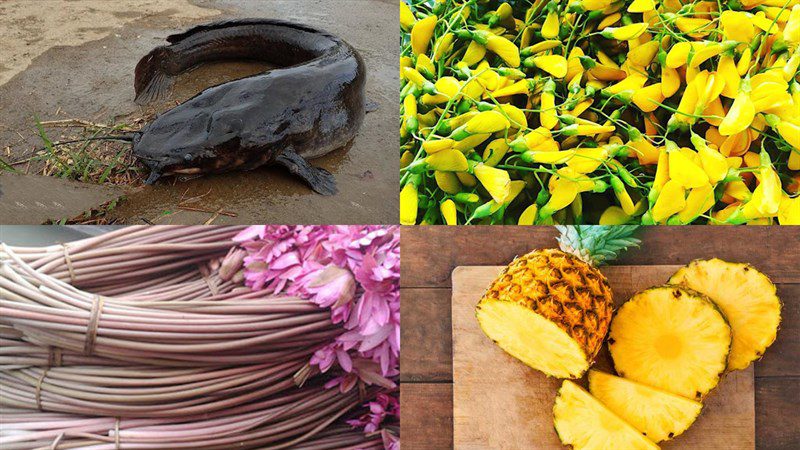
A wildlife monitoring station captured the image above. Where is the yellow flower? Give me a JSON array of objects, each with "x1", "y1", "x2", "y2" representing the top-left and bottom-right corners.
[
  {"x1": 540, "y1": 177, "x2": 579, "y2": 218},
  {"x1": 693, "y1": 136, "x2": 728, "y2": 184},
  {"x1": 440, "y1": 199, "x2": 457, "y2": 225},
  {"x1": 599, "y1": 206, "x2": 632, "y2": 225},
  {"x1": 482, "y1": 138, "x2": 510, "y2": 166},
  {"x1": 423, "y1": 139, "x2": 453, "y2": 155},
  {"x1": 461, "y1": 41, "x2": 487, "y2": 66},
  {"x1": 719, "y1": 80, "x2": 755, "y2": 136},
  {"x1": 399, "y1": 1, "x2": 416, "y2": 32},
  {"x1": 435, "y1": 171, "x2": 461, "y2": 194},
  {"x1": 604, "y1": 73, "x2": 648, "y2": 99},
  {"x1": 416, "y1": 54, "x2": 435, "y2": 79},
  {"x1": 601, "y1": 23, "x2": 649, "y2": 41},
  {"x1": 432, "y1": 32, "x2": 455, "y2": 61},
  {"x1": 778, "y1": 194, "x2": 800, "y2": 225},
  {"x1": 486, "y1": 34, "x2": 521, "y2": 67},
  {"x1": 784, "y1": 5, "x2": 800, "y2": 44},
  {"x1": 668, "y1": 146, "x2": 709, "y2": 188},
  {"x1": 628, "y1": 0, "x2": 655, "y2": 13},
  {"x1": 435, "y1": 76, "x2": 461, "y2": 99},
  {"x1": 426, "y1": 149, "x2": 469, "y2": 171},
  {"x1": 527, "y1": 55, "x2": 568, "y2": 78},
  {"x1": 518, "y1": 204, "x2": 539, "y2": 225},
  {"x1": 720, "y1": 11, "x2": 755, "y2": 42},
  {"x1": 661, "y1": 66, "x2": 681, "y2": 98},
  {"x1": 400, "y1": 183, "x2": 418, "y2": 225},
  {"x1": 632, "y1": 83, "x2": 665, "y2": 112},
  {"x1": 677, "y1": 184, "x2": 716, "y2": 223},
  {"x1": 411, "y1": 15, "x2": 437, "y2": 56},
  {"x1": 652, "y1": 179, "x2": 687, "y2": 223},
  {"x1": 540, "y1": 79, "x2": 559, "y2": 130},
  {"x1": 491, "y1": 80, "x2": 530, "y2": 97},
  {"x1": 474, "y1": 163, "x2": 511, "y2": 203},
  {"x1": 627, "y1": 40, "x2": 659, "y2": 67},
  {"x1": 675, "y1": 17, "x2": 712, "y2": 38},
  {"x1": 542, "y1": 11, "x2": 560, "y2": 39},
  {"x1": 464, "y1": 111, "x2": 511, "y2": 134},
  {"x1": 718, "y1": 55, "x2": 741, "y2": 99},
  {"x1": 495, "y1": 104, "x2": 528, "y2": 130},
  {"x1": 522, "y1": 150, "x2": 575, "y2": 164},
  {"x1": 567, "y1": 147, "x2": 610, "y2": 173},
  {"x1": 746, "y1": 158, "x2": 782, "y2": 217}
]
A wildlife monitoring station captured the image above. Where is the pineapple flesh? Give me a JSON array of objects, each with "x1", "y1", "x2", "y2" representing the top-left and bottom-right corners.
[
  {"x1": 669, "y1": 259, "x2": 782, "y2": 371},
  {"x1": 588, "y1": 370, "x2": 703, "y2": 443},
  {"x1": 554, "y1": 380, "x2": 659, "y2": 450},
  {"x1": 609, "y1": 286, "x2": 731, "y2": 400},
  {"x1": 477, "y1": 249, "x2": 614, "y2": 378}
]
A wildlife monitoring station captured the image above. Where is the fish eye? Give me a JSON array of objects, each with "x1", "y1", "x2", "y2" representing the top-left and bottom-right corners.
[{"x1": 184, "y1": 153, "x2": 193, "y2": 161}]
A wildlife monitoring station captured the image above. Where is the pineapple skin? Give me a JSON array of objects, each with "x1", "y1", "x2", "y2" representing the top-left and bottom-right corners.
[{"x1": 480, "y1": 248, "x2": 614, "y2": 370}]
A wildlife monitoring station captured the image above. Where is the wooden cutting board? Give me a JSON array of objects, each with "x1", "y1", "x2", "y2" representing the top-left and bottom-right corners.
[{"x1": 452, "y1": 265, "x2": 755, "y2": 450}]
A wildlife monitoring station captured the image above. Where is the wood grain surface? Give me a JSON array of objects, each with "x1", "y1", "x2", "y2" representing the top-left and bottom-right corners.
[
  {"x1": 453, "y1": 266, "x2": 753, "y2": 449},
  {"x1": 400, "y1": 226, "x2": 800, "y2": 450}
]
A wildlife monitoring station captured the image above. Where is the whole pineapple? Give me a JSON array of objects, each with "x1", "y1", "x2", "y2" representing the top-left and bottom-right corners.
[{"x1": 476, "y1": 226, "x2": 640, "y2": 379}]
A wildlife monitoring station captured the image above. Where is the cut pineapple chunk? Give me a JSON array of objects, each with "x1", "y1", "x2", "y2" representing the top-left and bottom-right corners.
[
  {"x1": 669, "y1": 258, "x2": 781, "y2": 371},
  {"x1": 476, "y1": 249, "x2": 614, "y2": 379},
  {"x1": 588, "y1": 370, "x2": 703, "y2": 442},
  {"x1": 554, "y1": 380, "x2": 659, "y2": 450},
  {"x1": 609, "y1": 286, "x2": 731, "y2": 400}
]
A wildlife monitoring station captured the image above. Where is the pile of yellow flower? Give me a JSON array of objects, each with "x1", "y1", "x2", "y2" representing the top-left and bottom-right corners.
[{"x1": 399, "y1": 0, "x2": 800, "y2": 224}]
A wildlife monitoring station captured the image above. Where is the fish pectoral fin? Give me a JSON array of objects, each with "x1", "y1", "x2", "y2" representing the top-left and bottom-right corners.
[{"x1": 275, "y1": 149, "x2": 337, "y2": 196}]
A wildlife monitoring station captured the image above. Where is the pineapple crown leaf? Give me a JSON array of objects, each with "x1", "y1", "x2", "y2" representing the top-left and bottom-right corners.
[{"x1": 555, "y1": 225, "x2": 640, "y2": 267}]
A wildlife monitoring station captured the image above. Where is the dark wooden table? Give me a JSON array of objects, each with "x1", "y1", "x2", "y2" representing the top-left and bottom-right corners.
[{"x1": 401, "y1": 226, "x2": 800, "y2": 450}]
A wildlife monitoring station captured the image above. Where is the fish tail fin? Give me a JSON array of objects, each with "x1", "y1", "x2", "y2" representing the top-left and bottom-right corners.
[{"x1": 134, "y1": 47, "x2": 174, "y2": 105}]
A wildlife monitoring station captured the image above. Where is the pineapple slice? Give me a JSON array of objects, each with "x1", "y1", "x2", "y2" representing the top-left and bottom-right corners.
[
  {"x1": 669, "y1": 259, "x2": 781, "y2": 371},
  {"x1": 609, "y1": 286, "x2": 731, "y2": 400},
  {"x1": 588, "y1": 370, "x2": 703, "y2": 443},
  {"x1": 554, "y1": 380, "x2": 659, "y2": 450}
]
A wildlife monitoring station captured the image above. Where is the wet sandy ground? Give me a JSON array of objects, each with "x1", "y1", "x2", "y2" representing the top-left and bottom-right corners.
[{"x1": 0, "y1": 0, "x2": 398, "y2": 224}]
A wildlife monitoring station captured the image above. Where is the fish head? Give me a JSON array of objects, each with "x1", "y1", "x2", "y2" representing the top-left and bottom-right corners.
[{"x1": 132, "y1": 129, "x2": 207, "y2": 184}]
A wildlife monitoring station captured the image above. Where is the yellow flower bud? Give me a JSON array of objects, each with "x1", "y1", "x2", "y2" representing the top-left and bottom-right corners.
[
  {"x1": 603, "y1": 23, "x2": 649, "y2": 41},
  {"x1": 542, "y1": 11, "x2": 560, "y2": 39},
  {"x1": 435, "y1": 171, "x2": 461, "y2": 194},
  {"x1": 518, "y1": 204, "x2": 538, "y2": 225},
  {"x1": 440, "y1": 199, "x2": 457, "y2": 225},
  {"x1": 411, "y1": 15, "x2": 437, "y2": 55},
  {"x1": 433, "y1": 32, "x2": 455, "y2": 61},
  {"x1": 400, "y1": 1, "x2": 416, "y2": 32},
  {"x1": 400, "y1": 183, "x2": 418, "y2": 225}
]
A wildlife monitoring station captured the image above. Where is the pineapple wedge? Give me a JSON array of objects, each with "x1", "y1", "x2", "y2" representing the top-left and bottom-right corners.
[
  {"x1": 669, "y1": 259, "x2": 781, "y2": 371},
  {"x1": 554, "y1": 380, "x2": 659, "y2": 450},
  {"x1": 588, "y1": 370, "x2": 703, "y2": 443},
  {"x1": 609, "y1": 286, "x2": 731, "y2": 400}
]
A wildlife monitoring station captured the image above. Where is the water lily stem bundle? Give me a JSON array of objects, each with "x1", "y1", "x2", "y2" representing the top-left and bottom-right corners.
[{"x1": 0, "y1": 226, "x2": 392, "y2": 449}]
